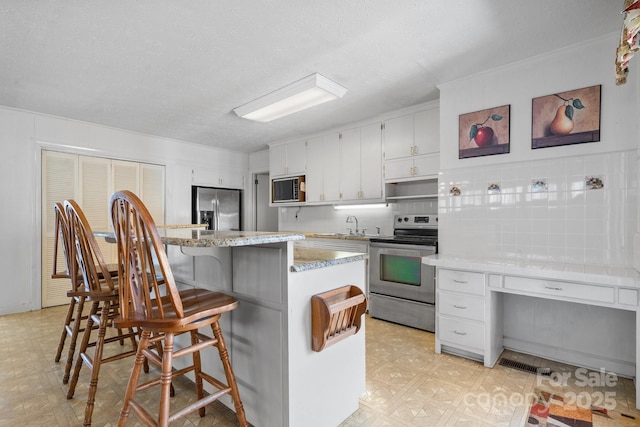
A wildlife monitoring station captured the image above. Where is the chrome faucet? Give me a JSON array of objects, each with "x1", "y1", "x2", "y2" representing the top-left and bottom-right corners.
[{"x1": 346, "y1": 215, "x2": 359, "y2": 235}]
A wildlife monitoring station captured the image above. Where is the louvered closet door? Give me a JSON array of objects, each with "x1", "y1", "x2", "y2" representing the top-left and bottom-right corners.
[
  {"x1": 79, "y1": 156, "x2": 113, "y2": 264},
  {"x1": 111, "y1": 160, "x2": 140, "y2": 260},
  {"x1": 140, "y1": 163, "x2": 165, "y2": 225},
  {"x1": 42, "y1": 151, "x2": 78, "y2": 307}
]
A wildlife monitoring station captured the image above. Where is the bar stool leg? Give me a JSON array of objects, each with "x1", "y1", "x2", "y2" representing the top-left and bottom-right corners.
[
  {"x1": 81, "y1": 300, "x2": 113, "y2": 426},
  {"x1": 67, "y1": 300, "x2": 100, "y2": 398},
  {"x1": 118, "y1": 329, "x2": 151, "y2": 427},
  {"x1": 211, "y1": 321, "x2": 248, "y2": 427},
  {"x1": 190, "y1": 330, "x2": 205, "y2": 417},
  {"x1": 158, "y1": 333, "x2": 175, "y2": 426},
  {"x1": 55, "y1": 296, "x2": 77, "y2": 362},
  {"x1": 63, "y1": 296, "x2": 87, "y2": 384}
]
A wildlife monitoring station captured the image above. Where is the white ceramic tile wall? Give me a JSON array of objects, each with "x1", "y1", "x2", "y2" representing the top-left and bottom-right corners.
[
  {"x1": 278, "y1": 199, "x2": 438, "y2": 236},
  {"x1": 438, "y1": 150, "x2": 638, "y2": 266}
]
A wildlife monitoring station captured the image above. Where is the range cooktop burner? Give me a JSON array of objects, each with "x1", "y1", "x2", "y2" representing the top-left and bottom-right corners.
[
  {"x1": 369, "y1": 214, "x2": 438, "y2": 248},
  {"x1": 369, "y1": 235, "x2": 438, "y2": 246}
]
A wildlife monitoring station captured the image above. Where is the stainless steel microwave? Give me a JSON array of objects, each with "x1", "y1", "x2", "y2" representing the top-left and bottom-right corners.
[{"x1": 272, "y1": 176, "x2": 305, "y2": 203}]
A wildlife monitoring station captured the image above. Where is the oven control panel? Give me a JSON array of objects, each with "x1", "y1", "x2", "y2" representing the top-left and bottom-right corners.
[{"x1": 394, "y1": 214, "x2": 438, "y2": 228}]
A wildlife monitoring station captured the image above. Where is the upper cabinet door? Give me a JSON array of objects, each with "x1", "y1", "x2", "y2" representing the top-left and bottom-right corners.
[
  {"x1": 270, "y1": 140, "x2": 307, "y2": 177},
  {"x1": 339, "y1": 123, "x2": 383, "y2": 202},
  {"x1": 414, "y1": 108, "x2": 440, "y2": 155},
  {"x1": 305, "y1": 136, "x2": 324, "y2": 203},
  {"x1": 383, "y1": 114, "x2": 414, "y2": 160},
  {"x1": 269, "y1": 145, "x2": 288, "y2": 176},
  {"x1": 285, "y1": 140, "x2": 307, "y2": 175},
  {"x1": 359, "y1": 122, "x2": 382, "y2": 200},
  {"x1": 322, "y1": 133, "x2": 341, "y2": 202},
  {"x1": 338, "y1": 128, "x2": 361, "y2": 201}
]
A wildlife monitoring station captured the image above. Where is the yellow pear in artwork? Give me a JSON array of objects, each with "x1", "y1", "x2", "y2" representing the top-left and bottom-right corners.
[{"x1": 549, "y1": 105, "x2": 574, "y2": 136}]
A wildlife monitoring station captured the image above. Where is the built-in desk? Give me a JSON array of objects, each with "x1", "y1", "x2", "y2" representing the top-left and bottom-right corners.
[{"x1": 423, "y1": 255, "x2": 640, "y2": 409}]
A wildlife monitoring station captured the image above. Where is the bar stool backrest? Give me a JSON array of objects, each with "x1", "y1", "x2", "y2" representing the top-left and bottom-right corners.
[
  {"x1": 52, "y1": 202, "x2": 77, "y2": 286},
  {"x1": 109, "y1": 190, "x2": 184, "y2": 322},
  {"x1": 64, "y1": 200, "x2": 116, "y2": 294}
]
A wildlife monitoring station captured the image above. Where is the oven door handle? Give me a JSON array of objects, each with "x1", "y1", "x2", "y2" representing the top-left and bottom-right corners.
[{"x1": 369, "y1": 241, "x2": 436, "y2": 251}]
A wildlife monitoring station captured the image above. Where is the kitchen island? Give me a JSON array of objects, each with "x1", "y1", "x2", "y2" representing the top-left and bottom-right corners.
[{"x1": 101, "y1": 228, "x2": 368, "y2": 427}]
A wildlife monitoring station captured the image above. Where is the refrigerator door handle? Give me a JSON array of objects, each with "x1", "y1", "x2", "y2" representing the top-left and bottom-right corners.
[{"x1": 214, "y1": 198, "x2": 220, "y2": 231}]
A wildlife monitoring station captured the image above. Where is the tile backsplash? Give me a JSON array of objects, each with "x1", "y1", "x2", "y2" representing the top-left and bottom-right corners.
[
  {"x1": 279, "y1": 199, "x2": 438, "y2": 236},
  {"x1": 438, "y1": 150, "x2": 638, "y2": 266}
]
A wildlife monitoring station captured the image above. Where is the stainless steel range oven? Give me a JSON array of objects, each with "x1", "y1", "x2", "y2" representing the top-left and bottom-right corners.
[{"x1": 368, "y1": 214, "x2": 437, "y2": 332}]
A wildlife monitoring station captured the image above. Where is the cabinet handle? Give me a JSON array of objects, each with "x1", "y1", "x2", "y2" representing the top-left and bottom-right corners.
[
  {"x1": 545, "y1": 286, "x2": 563, "y2": 291},
  {"x1": 413, "y1": 145, "x2": 418, "y2": 155},
  {"x1": 453, "y1": 330, "x2": 467, "y2": 336},
  {"x1": 453, "y1": 280, "x2": 468, "y2": 284},
  {"x1": 413, "y1": 166, "x2": 418, "y2": 175},
  {"x1": 453, "y1": 305, "x2": 467, "y2": 310}
]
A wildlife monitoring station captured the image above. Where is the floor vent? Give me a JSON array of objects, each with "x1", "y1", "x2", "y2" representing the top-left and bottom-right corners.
[{"x1": 499, "y1": 358, "x2": 552, "y2": 376}]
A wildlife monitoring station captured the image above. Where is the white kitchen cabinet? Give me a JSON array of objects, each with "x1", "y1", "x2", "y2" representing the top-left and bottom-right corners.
[
  {"x1": 384, "y1": 108, "x2": 439, "y2": 160},
  {"x1": 269, "y1": 140, "x2": 306, "y2": 177},
  {"x1": 383, "y1": 114, "x2": 414, "y2": 160},
  {"x1": 436, "y1": 268, "x2": 488, "y2": 364},
  {"x1": 192, "y1": 167, "x2": 244, "y2": 189},
  {"x1": 384, "y1": 153, "x2": 439, "y2": 182},
  {"x1": 414, "y1": 109, "x2": 440, "y2": 155},
  {"x1": 383, "y1": 108, "x2": 439, "y2": 182},
  {"x1": 339, "y1": 123, "x2": 383, "y2": 202},
  {"x1": 305, "y1": 133, "x2": 340, "y2": 203}
]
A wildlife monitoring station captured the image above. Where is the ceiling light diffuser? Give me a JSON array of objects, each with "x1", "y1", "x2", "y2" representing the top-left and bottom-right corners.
[{"x1": 233, "y1": 73, "x2": 347, "y2": 122}]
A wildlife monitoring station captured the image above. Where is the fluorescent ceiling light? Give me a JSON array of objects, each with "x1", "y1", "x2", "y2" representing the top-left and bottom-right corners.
[
  {"x1": 233, "y1": 73, "x2": 347, "y2": 122},
  {"x1": 334, "y1": 203, "x2": 388, "y2": 210}
]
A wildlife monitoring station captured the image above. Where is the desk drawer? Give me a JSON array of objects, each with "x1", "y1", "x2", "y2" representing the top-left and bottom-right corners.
[
  {"x1": 438, "y1": 292, "x2": 485, "y2": 322},
  {"x1": 503, "y1": 276, "x2": 615, "y2": 304},
  {"x1": 438, "y1": 316, "x2": 484, "y2": 350},
  {"x1": 438, "y1": 269, "x2": 485, "y2": 296}
]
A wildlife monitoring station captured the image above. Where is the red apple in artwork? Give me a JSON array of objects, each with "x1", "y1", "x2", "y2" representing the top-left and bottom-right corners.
[{"x1": 474, "y1": 126, "x2": 494, "y2": 147}]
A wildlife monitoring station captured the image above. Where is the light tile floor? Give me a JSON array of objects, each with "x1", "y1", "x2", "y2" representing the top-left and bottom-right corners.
[{"x1": 1, "y1": 306, "x2": 638, "y2": 426}]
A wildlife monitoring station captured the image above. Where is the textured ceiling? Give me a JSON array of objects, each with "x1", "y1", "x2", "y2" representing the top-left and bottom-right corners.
[{"x1": 0, "y1": 0, "x2": 625, "y2": 153}]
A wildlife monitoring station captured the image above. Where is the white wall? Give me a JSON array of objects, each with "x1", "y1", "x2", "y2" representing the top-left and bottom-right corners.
[
  {"x1": 0, "y1": 106, "x2": 249, "y2": 315},
  {"x1": 437, "y1": 33, "x2": 640, "y2": 266}
]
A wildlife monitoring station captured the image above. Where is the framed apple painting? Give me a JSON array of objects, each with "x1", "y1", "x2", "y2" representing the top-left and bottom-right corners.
[
  {"x1": 531, "y1": 85, "x2": 601, "y2": 149},
  {"x1": 458, "y1": 105, "x2": 510, "y2": 159}
]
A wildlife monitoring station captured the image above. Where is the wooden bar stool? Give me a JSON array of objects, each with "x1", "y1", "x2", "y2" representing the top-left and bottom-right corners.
[
  {"x1": 52, "y1": 202, "x2": 121, "y2": 384},
  {"x1": 52, "y1": 202, "x2": 85, "y2": 379},
  {"x1": 63, "y1": 199, "x2": 142, "y2": 426},
  {"x1": 109, "y1": 190, "x2": 248, "y2": 427}
]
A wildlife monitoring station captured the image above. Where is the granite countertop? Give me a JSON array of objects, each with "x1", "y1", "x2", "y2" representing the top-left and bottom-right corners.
[
  {"x1": 94, "y1": 228, "x2": 305, "y2": 247},
  {"x1": 291, "y1": 248, "x2": 368, "y2": 272},
  {"x1": 296, "y1": 231, "x2": 394, "y2": 241},
  {"x1": 423, "y1": 254, "x2": 640, "y2": 287}
]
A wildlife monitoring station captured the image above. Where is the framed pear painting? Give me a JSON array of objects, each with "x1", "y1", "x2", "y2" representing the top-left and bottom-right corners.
[
  {"x1": 458, "y1": 104, "x2": 510, "y2": 159},
  {"x1": 531, "y1": 85, "x2": 601, "y2": 149}
]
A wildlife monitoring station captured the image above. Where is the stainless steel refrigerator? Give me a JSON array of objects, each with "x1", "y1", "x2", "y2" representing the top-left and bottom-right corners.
[{"x1": 192, "y1": 186, "x2": 241, "y2": 230}]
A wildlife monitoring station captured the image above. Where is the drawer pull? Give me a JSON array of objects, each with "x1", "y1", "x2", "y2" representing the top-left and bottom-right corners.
[
  {"x1": 453, "y1": 330, "x2": 467, "y2": 336},
  {"x1": 453, "y1": 280, "x2": 468, "y2": 284},
  {"x1": 545, "y1": 286, "x2": 563, "y2": 291},
  {"x1": 453, "y1": 305, "x2": 467, "y2": 309}
]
